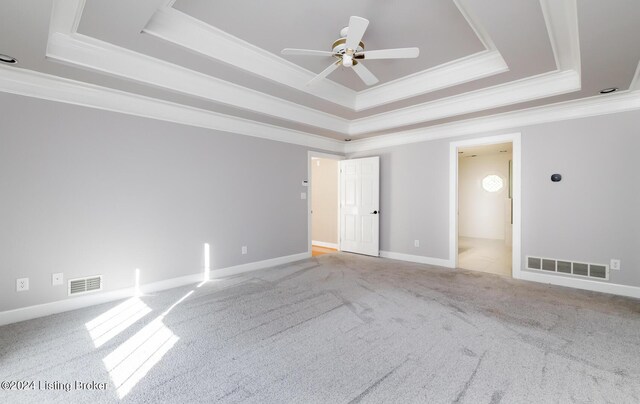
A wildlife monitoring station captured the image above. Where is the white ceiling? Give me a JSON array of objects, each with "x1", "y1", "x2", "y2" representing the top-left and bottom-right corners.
[{"x1": 0, "y1": 0, "x2": 639, "y2": 146}]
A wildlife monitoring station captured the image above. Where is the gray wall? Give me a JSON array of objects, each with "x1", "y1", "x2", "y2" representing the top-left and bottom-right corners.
[
  {"x1": 0, "y1": 93, "x2": 310, "y2": 311},
  {"x1": 2, "y1": 90, "x2": 639, "y2": 313},
  {"x1": 350, "y1": 110, "x2": 640, "y2": 287}
]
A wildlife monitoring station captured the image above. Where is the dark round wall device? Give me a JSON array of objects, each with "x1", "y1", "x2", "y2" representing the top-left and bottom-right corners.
[{"x1": 551, "y1": 174, "x2": 562, "y2": 182}]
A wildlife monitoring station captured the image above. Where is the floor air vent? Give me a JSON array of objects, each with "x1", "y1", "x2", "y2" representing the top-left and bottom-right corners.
[
  {"x1": 527, "y1": 257, "x2": 608, "y2": 280},
  {"x1": 68, "y1": 275, "x2": 103, "y2": 296}
]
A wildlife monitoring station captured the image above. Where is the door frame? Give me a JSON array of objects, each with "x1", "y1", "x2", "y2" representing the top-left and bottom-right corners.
[
  {"x1": 449, "y1": 133, "x2": 522, "y2": 277},
  {"x1": 307, "y1": 151, "x2": 344, "y2": 255}
]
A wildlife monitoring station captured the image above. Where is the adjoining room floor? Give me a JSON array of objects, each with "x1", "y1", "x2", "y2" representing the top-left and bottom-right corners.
[
  {"x1": 458, "y1": 236, "x2": 512, "y2": 277},
  {"x1": 312, "y1": 245, "x2": 338, "y2": 257},
  {"x1": 1, "y1": 253, "x2": 639, "y2": 403}
]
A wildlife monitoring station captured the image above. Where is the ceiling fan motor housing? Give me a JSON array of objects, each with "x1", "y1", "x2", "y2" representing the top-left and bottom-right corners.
[{"x1": 332, "y1": 38, "x2": 365, "y2": 56}]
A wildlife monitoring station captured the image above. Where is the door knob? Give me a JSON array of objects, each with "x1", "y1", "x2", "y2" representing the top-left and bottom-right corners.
[{"x1": 371, "y1": 210, "x2": 378, "y2": 214}]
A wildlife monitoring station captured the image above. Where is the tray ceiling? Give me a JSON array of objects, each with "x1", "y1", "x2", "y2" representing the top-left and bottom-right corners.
[{"x1": 0, "y1": 0, "x2": 639, "y2": 149}]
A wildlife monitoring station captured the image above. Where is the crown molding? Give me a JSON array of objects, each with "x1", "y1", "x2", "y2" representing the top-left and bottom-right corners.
[
  {"x1": 354, "y1": 50, "x2": 507, "y2": 111},
  {"x1": 143, "y1": 6, "x2": 355, "y2": 109},
  {"x1": 0, "y1": 65, "x2": 344, "y2": 153},
  {"x1": 453, "y1": 0, "x2": 497, "y2": 50},
  {"x1": 143, "y1": 3, "x2": 507, "y2": 112},
  {"x1": 43, "y1": 31, "x2": 582, "y2": 138},
  {"x1": 46, "y1": 31, "x2": 350, "y2": 134},
  {"x1": 344, "y1": 89, "x2": 640, "y2": 153},
  {"x1": 348, "y1": 0, "x2": 582, "y2": 135},
  {"x1": 46, "y1": 0, "x2": 583, "y2": 137},
  {"x1": 3, "y1": 64, "x2": 639, "y2": 158},
  {"x1": 630, "y1": 60, "x2": 640, "y2": 92},
  {"x1": 539, "y1": 0, "x2": 581, "y2": 74},
  {"x1": 49, "y1": 0, "x2": 85, "y2": 35},
  {"x1": 349, "y1": 69, "x2": 581, "y2": 135}
]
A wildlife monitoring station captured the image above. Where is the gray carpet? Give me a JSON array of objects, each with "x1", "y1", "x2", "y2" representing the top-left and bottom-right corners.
[{"x1": 1, "y1": 253, "x2": 639, "y2": 403}]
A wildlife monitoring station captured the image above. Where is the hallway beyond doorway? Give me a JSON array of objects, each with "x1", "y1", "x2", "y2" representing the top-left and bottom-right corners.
[{"x1": 458, "y1": 237, "x2": 511, "y2": 277}]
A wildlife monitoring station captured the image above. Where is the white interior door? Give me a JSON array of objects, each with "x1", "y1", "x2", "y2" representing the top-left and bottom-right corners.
[{"x1": 340, "y1": 157, "x2": 380, "y2": 256}]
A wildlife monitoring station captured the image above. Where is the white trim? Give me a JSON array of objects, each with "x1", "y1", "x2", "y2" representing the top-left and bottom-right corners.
[
  {"x1": 381, "y1": 251, "x2": 640, "y2": 299},
  {"x1": 344, "y1": 90, "x2": 640, "y2": 153},
  {"x1": 0, "y1": 66, "x2": 343, "y2": 153},
  {"x1": 516, "y1": 271, "x2": 640, "y2": 299},
  {"x1": 48, "y1": 0, "x2": 85, "y2": 35},
  {"x1": 4, "y1": 64, "x2": 639, "y2": 156},
  {"x1": 0, "y1": 252, "x2": 310, "y2": 326},
  {"x1": 349, "y1": 70, "x2": 580, "y2": 135},
  {"x1": 630, "y1": 60, "x2": 640, "y2": 92},
  {"x1": 46, "y1": 32, "x2": 350, "y2": 134},
  {"x1": 539, "y1": 0, "x2": 581, "y2": 73},
  {"x1": 42, "y1": 0, "x2": 587, "y2": 139},
  {"x1": 143, "y1": 3, "x2": 507, "y2": 112},
  {"x1": 0, "y1": 272, "x2": 199, "y2": 327},
  {"x1": 354, "y1": 50, "x2": 508, "y2": 111},
  {"x1": 380, "y1": 251, "x2": 454, "y2": 268},
  {"x1": 3, "y1": 64, "x2": 639, "y2": 157},
  {"x1": 209, "y1": 252, "x2": 310, "y2": 279},
  {"x1": 312, "y1": 241, "x2": 339, "y2": 249},
  {"x1": 453, "y1": 0, "x2": 497, "y2": 50},
  {"x1": 449, "y1": 133, "x2": 522, "y2": 277},
  {"x1": 308, "y1": 151, "x2": 344, "y2": 255},
  {"x1": 143, "y1": 6, "x2": 354, "y2": 109}
]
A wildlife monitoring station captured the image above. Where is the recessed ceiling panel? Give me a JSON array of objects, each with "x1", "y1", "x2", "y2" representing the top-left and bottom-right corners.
[{"x1": 172, "y1": 0, "x2": 486, "y2": 90}]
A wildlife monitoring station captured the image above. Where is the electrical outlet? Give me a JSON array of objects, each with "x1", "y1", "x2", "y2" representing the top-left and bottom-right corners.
[
  {"x1": 610, "y1": 259, "x2": 621, "y2": 270},
  {"x1": 16, "y1": 278, "x2": 29, "y2": 292},
  {"x1": 242, "y1": 246, "x2": 248, "y2": 255},
  {"x1": 52, "y1": 273, "x2": 63, "y2": 286},
  {"x1": 414, "y1": 240, "x2": 420, "y2": 247}
]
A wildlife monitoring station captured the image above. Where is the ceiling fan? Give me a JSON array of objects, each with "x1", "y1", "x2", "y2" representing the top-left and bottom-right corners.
[{"x1": 281, "y1": 16, "x2": 419, "y2": 87}]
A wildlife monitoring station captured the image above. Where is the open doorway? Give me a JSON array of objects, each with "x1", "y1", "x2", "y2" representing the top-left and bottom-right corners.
[
  {"x1": 457, "y1": 142, "x2": 512, "y2": 276},
  {"x1": 450, "y1": 134, "x2": 521, "y2": 277},
  {"x1": 308, "y1": 152, "x2": 341, "y2": 257}
]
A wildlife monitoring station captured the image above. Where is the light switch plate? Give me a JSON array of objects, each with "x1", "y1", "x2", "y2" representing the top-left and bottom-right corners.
[
  {"x1": 52, "y1": 273, "x2": 64, "y2": 286},
  {"x1": 17, "y1": 278, "x2": 29, "y2": 292},
  {"x1": 414, "y1": 240, "x2": 420, "y2": 247},
  {"x1": 301, "y1": 192, "x2": 307, "y2": 200}
]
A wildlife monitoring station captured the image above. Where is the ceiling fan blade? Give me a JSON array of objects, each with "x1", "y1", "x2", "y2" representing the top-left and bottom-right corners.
[
  {"x1": 358, "y1": 47, "x2": 420, "y2": 60},
  {"x1": 352, "y1": 62, "x2": 379, "y2": 86},
  {"x1": 281, "y1": 48, "x2": 336, "y2": 57},
  {"x1": 345, "y1": 16, "x2": 369, "y2": 50},
  {"x1": 306, "y1": 61, "x2": 340, "y2": 86}
]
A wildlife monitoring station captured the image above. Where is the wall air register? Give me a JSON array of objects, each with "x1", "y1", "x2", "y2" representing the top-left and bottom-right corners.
[
  {"x1": 68, "y1": 275, "x2": 103, "y2": 296},
  {"x1": 527, "y1": 257, "x2": 609, "y2": 280}
]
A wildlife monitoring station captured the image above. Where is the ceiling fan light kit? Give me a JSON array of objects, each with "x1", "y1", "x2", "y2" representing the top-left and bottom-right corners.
[{"x1": 281, "y1": 16, "x2": 419, "y2": 87}]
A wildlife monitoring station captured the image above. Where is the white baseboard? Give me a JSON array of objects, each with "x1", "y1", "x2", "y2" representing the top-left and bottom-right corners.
[
  {"x1": 312, "y1": 241, "x2": 338, "y2": 249},
  {"x1": 380, "y1": 250, "x2": 454, "y2": 268},
  {"x1": 209, "y1": 252, "x2": 311, "y2": 279},
  {"x1": 515, "y1": 270, "x2": 640, "y2": 299},
  {"x1": 0, "y1": 252, "x2": 311, "y2": 327}
]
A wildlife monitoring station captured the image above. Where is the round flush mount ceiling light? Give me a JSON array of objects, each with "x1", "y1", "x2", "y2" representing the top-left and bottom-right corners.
[
  {"x1": 599, "y1": 87, "x2": 618, "y2": 94},
  {"x1": 0, "y1": 53, "x2": 17, "y2": 64}
]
